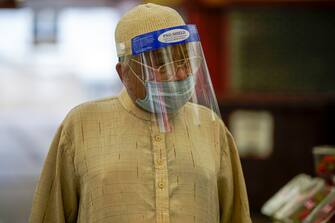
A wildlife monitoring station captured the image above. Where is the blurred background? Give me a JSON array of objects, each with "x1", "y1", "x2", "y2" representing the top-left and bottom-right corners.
[{"x1": 0, "y1": 0, "x2": 335, "y2": 222}]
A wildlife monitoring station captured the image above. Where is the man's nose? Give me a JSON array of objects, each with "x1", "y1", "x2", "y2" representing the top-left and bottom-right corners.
[{"x1": 174, "y1": 67, "x2": 188, "y2": 81}]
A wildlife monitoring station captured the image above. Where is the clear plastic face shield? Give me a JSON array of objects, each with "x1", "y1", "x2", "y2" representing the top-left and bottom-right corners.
[{"x1": 119, "y1": 25, "x2": 221, "y2": 132}]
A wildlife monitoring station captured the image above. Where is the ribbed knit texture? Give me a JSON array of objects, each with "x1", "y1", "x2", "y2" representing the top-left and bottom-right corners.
[{"x1": 115, "y1": 3, "x2": 185, "y2": 56}]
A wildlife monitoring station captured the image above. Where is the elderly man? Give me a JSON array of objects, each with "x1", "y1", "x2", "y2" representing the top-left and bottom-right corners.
[{"x1": 29, "y1": 3, "x2": 251, "y2": 223}]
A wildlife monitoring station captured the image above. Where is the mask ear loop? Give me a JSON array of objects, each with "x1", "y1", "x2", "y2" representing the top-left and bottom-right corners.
[
  {"x1": 126, "y1": 62, "x2": 145, "y2": 86},
  {"x1": 135, "y1": 54, "x2": 172, "y2": 132},
  {"x1": 125, "y1": 61, "x2": 153, "y2": 110}
]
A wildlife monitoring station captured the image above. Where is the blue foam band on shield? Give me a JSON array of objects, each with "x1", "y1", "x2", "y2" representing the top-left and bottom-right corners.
[{"x1": 131, "y1": 24, "x2": 200, "y2": 55}]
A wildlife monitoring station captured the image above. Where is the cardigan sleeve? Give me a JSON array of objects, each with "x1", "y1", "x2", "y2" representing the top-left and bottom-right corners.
[
  {"x1": 218, "y1": 124, "x2": 252, "y2": 223},
  {"x1": 29, "y1": 123, "x2": 79, "y2": 223}
]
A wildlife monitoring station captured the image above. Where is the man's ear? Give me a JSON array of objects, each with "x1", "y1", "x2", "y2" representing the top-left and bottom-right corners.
[{"x1": 116, "y1": 62, "x2": 124, "y2": 82}]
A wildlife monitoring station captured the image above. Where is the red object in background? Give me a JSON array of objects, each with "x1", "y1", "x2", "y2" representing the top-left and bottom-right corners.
[
  {"x1": 316, "y1": 155, "x2": 335, "y2": 185},
  {"x1": 183, "y1": 2, "x2": 230, "y2": 100},
  {"x1": 284, "y1": 186, "x2": 332, "y2": 222},
  {"x1": 311, "y1": 199, "x2": 335, "y2": 223}
]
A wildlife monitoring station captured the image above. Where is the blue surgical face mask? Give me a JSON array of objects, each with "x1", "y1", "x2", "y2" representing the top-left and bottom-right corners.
[{"x1": 136, "y1": 75, "x2": 195, "y2": 113}]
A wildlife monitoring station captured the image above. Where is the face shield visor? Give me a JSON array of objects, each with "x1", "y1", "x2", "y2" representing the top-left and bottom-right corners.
[{"x1": 119, "y1": 25, "x2": 221, "y2": 132}]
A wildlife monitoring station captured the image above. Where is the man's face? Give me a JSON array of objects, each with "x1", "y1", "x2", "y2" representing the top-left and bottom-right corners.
[{"x1": 116, "y1": 43, "x2": 197, "y2": 103}]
